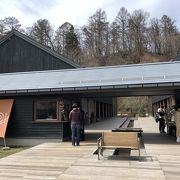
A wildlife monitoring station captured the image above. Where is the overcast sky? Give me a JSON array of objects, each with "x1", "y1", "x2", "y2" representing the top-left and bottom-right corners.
[{"x1": 0, "y1": 0, "x2": 179, "y2": 29}]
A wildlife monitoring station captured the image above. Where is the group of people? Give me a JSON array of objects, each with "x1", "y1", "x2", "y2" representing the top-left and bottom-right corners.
[
  {"x1": 69, "y1": 103, "x2": 85, "y2": 146},
  {"x1": 156, "y1": 105, "x2": 180, "y2": 143},
  {"x1": 69, "y1": 103, "x2": 180, "y2": 145}
]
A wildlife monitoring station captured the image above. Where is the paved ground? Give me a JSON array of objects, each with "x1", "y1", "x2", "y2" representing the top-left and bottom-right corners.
[
  {"x1": 0, "y1": 117, "x2": 179, "y2": 179},
  {"x1": 137, "y1": 117, "x2": 180, "y2": 180}
]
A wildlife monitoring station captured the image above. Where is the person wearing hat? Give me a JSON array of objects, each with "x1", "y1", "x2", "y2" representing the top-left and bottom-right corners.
[{"x1": 69, "y1": 103, "x2": 81, "y2": 146}]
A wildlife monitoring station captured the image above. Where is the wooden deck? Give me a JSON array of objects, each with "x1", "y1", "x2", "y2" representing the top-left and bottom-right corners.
[{"x1": 0, "y1": 117, "x2": 179, "y2": 179}]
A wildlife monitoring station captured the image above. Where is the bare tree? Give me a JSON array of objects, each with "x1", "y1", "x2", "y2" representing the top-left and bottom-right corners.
[
  {"x1": 83, "y1": 9, "x2": 109, "y2": 65},
  {"x1": 109, "y1": 22, "x2": 119, "y2": 54},
  {"x1": 28, "y1": 19, "x2": 54, "y2": 49},
  {"x1": 53, "y1": 26, "x2": 63, "y2": 54},
  {"x1": 54, "y1": 22, "x2": 72, "y2": 55},
  {"x1": 160, "y1": 15, "x2": 178, "y2": 56},
  {"x1": 0, "y1": 17, "x2": 24, "y2": 35},
  {"x1": 128, "y1": 10, "x2": 149, "y2": 60},
  {"x1": 114, "y1": 7, "x2": 130, "y2": 56},
  {"x1": 149, "y1": 18, "x2": 162, "y2": 54}
]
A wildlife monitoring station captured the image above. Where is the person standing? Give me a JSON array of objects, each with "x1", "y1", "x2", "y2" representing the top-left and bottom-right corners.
[
  {"x1": 157, "y1": 106, "x2": 166, "y2": 133},
  {"x1": 78, "y1": 106, "x2": 85, "y2": 141},
  {"x1": 69, "y1": 103, "x2": 81, "y2": 146},
  {"x1": 175, "y1": 108, "x2": 180, "y2": 143}
]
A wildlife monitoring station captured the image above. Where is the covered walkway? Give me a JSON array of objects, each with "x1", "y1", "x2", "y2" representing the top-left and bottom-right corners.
[{"x1": 0, "y1": 117, "x2": 180, "y2": 179}]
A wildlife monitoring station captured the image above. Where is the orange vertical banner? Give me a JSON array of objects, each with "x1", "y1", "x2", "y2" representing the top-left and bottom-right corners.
[{"x1": 0, "y1": 99, "x2": 14, "y2": 138}]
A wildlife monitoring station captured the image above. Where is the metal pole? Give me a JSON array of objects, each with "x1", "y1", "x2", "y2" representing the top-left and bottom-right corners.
[{"x1": 3, "y1": 137, "x2": 6, "y2": 147}]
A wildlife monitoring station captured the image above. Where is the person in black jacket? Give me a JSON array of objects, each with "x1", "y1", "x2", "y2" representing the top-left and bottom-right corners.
[{"x1": 157, "y1": 106, "x2": 166, "y2": 133}]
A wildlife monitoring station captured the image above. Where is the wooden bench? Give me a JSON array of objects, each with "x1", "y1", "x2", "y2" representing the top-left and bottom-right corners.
[
  {"x1": 97, "y1": 131, "x2": 140, "y2": 160},
  {"x1": 112, "y1": 128, "x2": 143, "y2": 138}
]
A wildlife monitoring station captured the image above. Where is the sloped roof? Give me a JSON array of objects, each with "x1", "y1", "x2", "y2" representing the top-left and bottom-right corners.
[
  {"x1": 0, "y1": 29, "x2": 80, "y2": 68},
  {"x1": 0, "y1": 61, "x2": 180, "y2": 95}
]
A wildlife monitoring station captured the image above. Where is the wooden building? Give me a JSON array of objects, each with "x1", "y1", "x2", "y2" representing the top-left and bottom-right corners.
[
  {"x1": 0, "y1": 30, "x2": 114, "y2": 141},
  {"x1": 0, "y1": 30, "x2": 80, "y2": 73}
]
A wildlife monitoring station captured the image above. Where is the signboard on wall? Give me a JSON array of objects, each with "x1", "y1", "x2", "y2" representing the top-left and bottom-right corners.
[{"x1": 0, "y1": 99, "x2": 14, "y2": 138}]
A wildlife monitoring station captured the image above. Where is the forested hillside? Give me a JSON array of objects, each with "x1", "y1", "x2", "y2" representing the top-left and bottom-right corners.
[{"x1": 0, "y1": 7, "x2": 179, "y2": 67}]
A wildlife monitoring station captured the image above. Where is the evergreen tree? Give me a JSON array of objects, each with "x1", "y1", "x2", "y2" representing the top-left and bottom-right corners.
[{"x1": 65, "y1": 25, "x2": 80, "y2": 61}]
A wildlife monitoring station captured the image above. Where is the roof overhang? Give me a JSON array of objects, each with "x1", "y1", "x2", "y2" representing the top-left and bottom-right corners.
[{"x1": 0, "y1": 61, "x2": 180, "y2": 97}]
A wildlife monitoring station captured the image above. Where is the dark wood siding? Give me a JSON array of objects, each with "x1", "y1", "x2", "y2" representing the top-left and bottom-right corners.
[
  {"x1": 6, "y1": 94, "x2": 78, "y2": 139},
  {"x1": 0, "y1": 35, "x2": 75, "y2": 73}
]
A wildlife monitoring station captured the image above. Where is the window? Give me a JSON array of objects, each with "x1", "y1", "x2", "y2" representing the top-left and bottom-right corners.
[
  {"x1": 35, "y1": 101, "x2": 57, "y2": 121},
  {"x1": 34, "y1": 99, "x2": 71, "y2": 122}
]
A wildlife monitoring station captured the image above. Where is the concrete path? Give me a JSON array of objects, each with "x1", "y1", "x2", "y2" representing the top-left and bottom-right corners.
[
  {"x1": 137, "y1": 117, "x2": 180, "y2": 180},
  {"x1": 0, "y1": 117, "x2": 179, "y2": 179}
]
